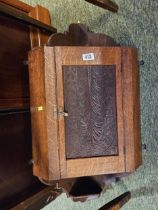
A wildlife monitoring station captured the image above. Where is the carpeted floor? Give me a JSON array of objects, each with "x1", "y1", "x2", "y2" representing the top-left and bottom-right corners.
[{"x1": 22, "y1": 0, "x2": 158, "y2": 209}]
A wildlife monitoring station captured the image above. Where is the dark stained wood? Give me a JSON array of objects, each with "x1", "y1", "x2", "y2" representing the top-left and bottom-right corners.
[
  {"x1": 0, "y1": 3, "x2": 56, "y2": 34},
  {"x1": 98, "y1": 191, "x2": 131, "y2": 210},
  {"x1": 63, "y1": 65, "x2": 118, "y2": 159},
  {"x1": 0, "y1": 14, "x2": 30, "y2": 109},
  {"x1": 0, "y1": 110, "x2": 44, "y2": 210},
  {"x1": 47, "y1": 23, "x2": 117, "y2": 47},
  {"x1": 69, "y1": 177, "x2": 102, "y2": 196},
  {"x1": 0, "y1": 1, "x2": 52, "y2": 110},
  {"x1": 85, "y1": 0, "x2": 119, "y2": 13},
  {"x1": 1, "y1": 0, "x2": 118, "y2": 13},
  {"x1": 11, "y1": 187, "x2": 62, "y2": 210},
  {"x1": 0, "y1": 98, "x2": 29, "y2": 110},
  {"x1": 0, "y1": 1, "x2": 52, "y2": 209},
  {"x1": 0, "y1": 0, "x2": 34, "y2": 13}
]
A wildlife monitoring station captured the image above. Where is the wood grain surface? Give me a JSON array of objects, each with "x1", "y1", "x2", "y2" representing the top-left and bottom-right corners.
[
  {"x1": 0, "y1": 1, "x2": 52, "y2": 110},
  {"x1": 85, "y1": 0, "x2": 119, "y2": 12},
  {"x1": 29, "y1": 5, "x2": 52, "y2": 48},
  {"x1": 0, "y1": 0, "x2": 33, "y2": 12},
  {"x1": 63, "y1": 65, "x2": 118, "y2": 159},
  {"x1": 48, "y1": 23, "x2": 117, "y2": 47},
  {"x1": 29, "y1": 47, "x2": 60, "y2": 181},
  {"x1": 0, "y1": 110, "x2": 44, "y2": 209},
  {"x1": 29, "y1": 48, "x2": 49, "y2": 180},
  {"x1": 0, "y1": 14, "x2": 30, "y2": 109},
  {"x1": 0, "y1": 1, "x2": 52, "y2": 209},
  {"x1": 29, "y1": 46, "x2": 142, "y2": 181},
  {"x1": 55, "y1": 47, "x2": 125, "y2": 179},
  {"x1": 121, "y1": 48, "x2": 142, "y2": 172}
]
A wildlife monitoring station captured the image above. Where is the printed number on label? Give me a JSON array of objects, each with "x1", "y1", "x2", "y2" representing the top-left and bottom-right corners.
[{"x1": 82, "y1": 53, "x2": 94, "y2": 61}]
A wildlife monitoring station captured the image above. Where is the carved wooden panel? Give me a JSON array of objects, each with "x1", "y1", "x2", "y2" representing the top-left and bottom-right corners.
[{"x1": 63, "y1": 65, "x2": 118, "y2": 159}]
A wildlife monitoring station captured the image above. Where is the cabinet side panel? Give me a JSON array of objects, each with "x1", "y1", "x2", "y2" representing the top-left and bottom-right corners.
[
  {"x1": 44, "y1": 47, "x2": 60, "y2": 180},
  {"x1": 28, "y1": 48, "x2": 49, "y2": 180},
  {"x1": 122, "y1": 48, "x2": 142, "y2": 172}
]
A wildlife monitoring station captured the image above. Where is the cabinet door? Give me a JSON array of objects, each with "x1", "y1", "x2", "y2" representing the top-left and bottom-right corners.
[{"x1": 55, "y1": 47, "x2": 125, "y2": 179}]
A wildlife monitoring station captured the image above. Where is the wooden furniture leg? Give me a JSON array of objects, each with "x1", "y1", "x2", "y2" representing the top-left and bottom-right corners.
[
  {"x1": 85, "y1": 0, "x2": 119, "y2": 12},
  {"x1": 98, "y1": 192, "x2": 131, "y2": 210}
]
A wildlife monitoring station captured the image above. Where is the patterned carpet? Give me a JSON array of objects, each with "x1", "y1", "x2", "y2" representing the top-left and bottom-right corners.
[{"x1": 22, "y1": 0, "x2": 158, "y2": 209}]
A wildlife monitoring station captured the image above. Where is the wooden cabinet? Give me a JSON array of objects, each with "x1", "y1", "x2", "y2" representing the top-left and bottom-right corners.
[
  {"x1": 0, "y1": 0, "x2": 142, "y2": 208},
  {"x1": 0, "y1": 0, "x2": 53, "y2": 110},
  {"x1": 0, "y1": 0, "x2": 55, "y2": 209},
  {"x1": 29, "y1": 46, "x2": 142, "y2": 181}
]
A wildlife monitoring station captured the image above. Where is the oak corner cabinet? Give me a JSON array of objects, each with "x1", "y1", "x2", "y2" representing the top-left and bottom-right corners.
[{"x1": 28, "y1": 46, "x2": 142, "y2": 182}]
